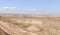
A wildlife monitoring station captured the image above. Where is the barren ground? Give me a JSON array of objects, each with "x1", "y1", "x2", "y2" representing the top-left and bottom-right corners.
[{"x1": 0, "y1": 15, "x2": 60, "y2": 35}]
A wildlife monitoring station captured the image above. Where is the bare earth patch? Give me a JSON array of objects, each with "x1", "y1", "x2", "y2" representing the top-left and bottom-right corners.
[{"x1": 0, "y1": 15, "x2": 60, "y2": 35}]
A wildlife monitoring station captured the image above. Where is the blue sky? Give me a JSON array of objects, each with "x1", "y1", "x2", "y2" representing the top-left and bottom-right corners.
[{"x1": 0, "y1": 0, "x2": 60, "y2": 14}]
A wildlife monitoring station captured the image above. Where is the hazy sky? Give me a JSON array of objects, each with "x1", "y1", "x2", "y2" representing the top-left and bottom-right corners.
[{"x1": 0, "y1": 0, "x2": 60, "y2": 14}]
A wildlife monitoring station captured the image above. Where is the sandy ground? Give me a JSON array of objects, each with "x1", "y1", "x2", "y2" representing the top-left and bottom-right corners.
[{"x1": 0, "y1": 15, "x2": 60, "y2": 35}]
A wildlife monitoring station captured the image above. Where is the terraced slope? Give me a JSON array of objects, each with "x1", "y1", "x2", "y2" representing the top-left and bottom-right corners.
[{"x1": 0, "y1": 15, "x2": 60, "y2": 35}]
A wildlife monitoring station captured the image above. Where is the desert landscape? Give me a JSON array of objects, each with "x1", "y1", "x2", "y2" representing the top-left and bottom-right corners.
[{"x1": 0, "y1": 14, "x2": 60, "y2": 35}]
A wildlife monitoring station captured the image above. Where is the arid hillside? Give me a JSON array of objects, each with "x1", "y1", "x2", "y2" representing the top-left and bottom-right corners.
[{"x1": 0, "y1": 15, "x2": 60, "y2": 35}]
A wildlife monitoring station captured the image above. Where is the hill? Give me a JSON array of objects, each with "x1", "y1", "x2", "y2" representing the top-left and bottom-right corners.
[{"x1": 0, "y1": 14, "x2": 60, "y2": 35}]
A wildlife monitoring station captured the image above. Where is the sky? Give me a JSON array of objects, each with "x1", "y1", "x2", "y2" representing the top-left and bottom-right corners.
[{"x1": 0, "y1": 0, "x2": 60, "y2": 15}]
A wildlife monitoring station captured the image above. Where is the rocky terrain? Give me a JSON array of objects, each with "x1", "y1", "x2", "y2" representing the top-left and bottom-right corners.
[{"x1": 0, "y1": 14, "x2": 60, "y2": 35}]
